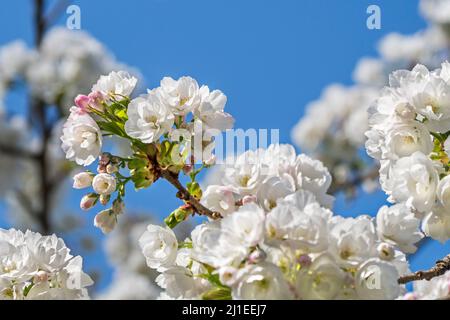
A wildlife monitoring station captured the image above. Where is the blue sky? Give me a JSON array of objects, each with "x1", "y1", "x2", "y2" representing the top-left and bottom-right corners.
[{"x1": 1, "y1": 0, "x2": 449, "y2": 293}]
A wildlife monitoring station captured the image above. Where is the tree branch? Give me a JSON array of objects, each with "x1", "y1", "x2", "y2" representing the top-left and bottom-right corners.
[
  {"x1": 398, "y1": 254, "x2": 450, "y2": 284},
  {"x1": 160, "y1": 169, "x2": 221, "y2": 220},
  {"x1": 33, "y1": 0, "x2": 52, "y2": 234},
  {"x1": 0, "y1": 144, "x2": 39, "y2": 160}
]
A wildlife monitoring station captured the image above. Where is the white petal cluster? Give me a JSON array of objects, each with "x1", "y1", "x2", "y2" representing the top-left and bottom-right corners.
[
  {"x1": 375, "y1": 203, "x2": 423, "y2": 253},
  {"x1": 25, "y1": 28, "x2": 137, "y2": 107},
  {"x1": 420, "y1": 0, "x2": 450, "y2": 25},
  {"x1": 365, "y1": 62, "x2": 450, "y2": 243},
  {"x1": 291, "y1": 6, "x2": 450, "y2": 193},
  {"x1": 141, "y1": 146, "x2": 408, "y2": 300},
  {"x1": 92, "y1": 71, "x2": 137, "y2": 97},
  {"x1": 61, "y1": 108, "x2": 102, "y2": 166},
  {"x1": 291, "y1": 85, "x2": 379, "y2": 152},
  {"x1": 124, "y1": 91, "x2": 174, "y2": 143},
  {"x1": 0, "y1": 229, "x2": 93, "y2": 300},
  {"x1": 203, "y1": 144, "x2": 334, "y2": 216},
  {"x1": 124, "y1": 76, "x2": 234, "y2": 146}
]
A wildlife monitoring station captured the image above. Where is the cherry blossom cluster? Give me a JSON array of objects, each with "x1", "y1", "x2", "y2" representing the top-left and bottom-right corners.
[
  {"x1": 291, "y1": 0, "x2": 450, "y2": 193},
  {"x1": 365, "y1": 62, "x2": 450, "y2": 243},
  {"x1": 139, "y1": 144, "x2": 412, "y2": 300},
  {"x1": 291, "y1": 85, "x2": 379, "y2": 190},
  {"x1": 61, "y1": 71, "x2": 234, "y2": 233},
  {"x1": 0, "y1": 228, "x2": 92, "y2": 300},
  {"x1": 0, "y1": 27, "x2": 133, "y2": 111},
  {"x1": 420, "y1": 0, "x2": 450, "y2": 28},
  {"x1": 0, "y1": 27, "x2": 136, "y2": 231}
]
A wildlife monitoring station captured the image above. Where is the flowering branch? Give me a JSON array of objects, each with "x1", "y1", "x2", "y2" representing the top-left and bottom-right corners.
[
  {"x1": 159, "y1": 169, "x2": 221, "y2": 220},
  {"x1": 398, "y1": 254, "x2": 450, "y2": 284}
]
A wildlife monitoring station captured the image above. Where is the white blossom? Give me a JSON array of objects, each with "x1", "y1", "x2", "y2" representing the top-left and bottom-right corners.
[
  {"x1": 0, "y1": 40, "x2": 32, "y2": 80},
  {"x1": 328, "y1": 216, "x2": 378, "y2": 268},
  {"x1": 295, "y1": 254, "x2": 346, "y2": 300},
  {"x1": 0, "y1": 229, "x2": 92, "y2": 300},
  {"x1": 61, "y1": 109, "x2": 102, "y2": 166},
  {"x1": 92, "y1": 173, "x2": 116, "y2": 195},
  {"x1": 200, "y1": 185, "x2": 237, "y2": 217},
  {"x1": 195, "y1": 86, "x2": 234, "y2": 131},
  {"x1": 139, "y1": 225, "x2": 178, "y2": 270},
  {"x1": 383, "y1": 152, "x2": 439, "y2": 213},
  {"x1": 420, "y1": 0, "x2": 450, "y2": 25},
  {"x1": 436, "y1": 174, "x2": 450, "y2": 210},
  {"x1": 232, "y1": 263, "x2": 292, "y2": 300},
  {"x1": 422, "y1": 204, "x2": 450, "y2": 243},
  {"x1": 158, "y1": 76, "x2": 201, "y2": 115},
  {"x1": 124, "y1": 92, "x2": 174, "y2": 143},
  {"x1": 92, "y1": 71, "x2": 137, "y2": 97},
  {"x1": 72, "y1": 172, "x2": 93, "y2": 189},
  {"x1": 94, "y1": 210, "x2": 117, "y2": 234},
  {"x1": 355, "y1": 258, "x2": 402, "y2": 300},
  {"x1": 376, "y1": 203, "x2": 423, "y2": 253}
]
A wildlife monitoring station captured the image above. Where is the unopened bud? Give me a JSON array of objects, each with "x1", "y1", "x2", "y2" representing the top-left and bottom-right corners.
[
  {"x1": 94, "y1": 209, "x2": 117, "y2": 234},
  {"x1": 164, "y1": 205, "x2": 193, "y2": 229},
  {"x1": 106, "y1": 163, "x2": 118, "y2": 174},
  {"x1": 298, "y1": 254, "x2": 312, "y2": 267},
  {"x1": 377, "y1": 242, "x2": 395, "y2": 261},
  {"x1": 87, "y1": 91, "x2": 105, "y2": 112},
  {"x1": 99, "y1": 194, "x2": 111, "y2": 205},
  {"x1": 80, "y1": 193, "x2": 98, "y2": 211},
  {"x1": 112, "y1": 199, "x2": 124, "y2": 215},
  {"x1": 72, "y1": 172, "x2": 93, "y2": 189},
  {"x1": 74, "y1": 94, "x2": 90, "y2": 112}
]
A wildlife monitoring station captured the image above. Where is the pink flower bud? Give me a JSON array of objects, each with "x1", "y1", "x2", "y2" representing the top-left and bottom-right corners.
[
  {"x1": 88, "y1": 91, "x2": 105, "y2": 112},
  {"x1": 298, "y1": 254, "x2": 312, "y2": 267},
  {"x1": 80, "y1": 193, "x2": 98, "y2": 211},
  {"x1": 74, "y1": 95, "x2": 90, "y2": 111}
]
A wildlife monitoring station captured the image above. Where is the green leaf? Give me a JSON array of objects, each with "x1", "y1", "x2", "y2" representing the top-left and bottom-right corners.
[
  {"x1": 23, "y1": 283, "x2": 34, "y2": 297},
  {"x1": 164, "y1": 206, "x2": 193, "y2": 228},
  {"x1": 187, "y1": 181, "x2": 202, "y2": 200}
]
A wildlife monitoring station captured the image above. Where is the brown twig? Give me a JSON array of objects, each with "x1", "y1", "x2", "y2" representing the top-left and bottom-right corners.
[
  {"x1": 0, "y1": 144, "x2": 39, "y2": 160},
  {"x1": 160, "y1": 169, "x2": 221, "y2": 220},
  {"x1": 398, "y1": 254, "x2": 450, "y2": 284}
]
